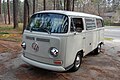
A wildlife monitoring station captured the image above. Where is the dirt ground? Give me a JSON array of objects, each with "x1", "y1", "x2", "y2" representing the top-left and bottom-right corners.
[{"x1": 0, "y1": 40, "x2": 120, "y2": 80}]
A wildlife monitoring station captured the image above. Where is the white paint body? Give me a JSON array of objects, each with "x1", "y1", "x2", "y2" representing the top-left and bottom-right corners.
[{"x1": 21, "y1": 10, "x2": 104, "y2": 71}]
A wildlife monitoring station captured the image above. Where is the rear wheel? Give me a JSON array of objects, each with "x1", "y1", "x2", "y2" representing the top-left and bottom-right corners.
[
  {"x1": 94, "y1": 44, "x2": 102, "y2": 55},
  {"x1": 70, "y1": 52, "x2": 82, "y2": 72}
]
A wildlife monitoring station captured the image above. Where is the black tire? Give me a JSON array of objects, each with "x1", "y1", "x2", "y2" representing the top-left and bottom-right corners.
[
  {"x1": 70, "y1": 52, "x2": 82, "y2": 72},
  {"x1": 94, "y1": 44, "x2": 101, "y2": 55}
]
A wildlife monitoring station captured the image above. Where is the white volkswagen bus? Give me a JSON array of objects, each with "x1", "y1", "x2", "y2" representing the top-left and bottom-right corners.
[{"x1": 21, "y1": 10, "x2": 104, "y2": 72}]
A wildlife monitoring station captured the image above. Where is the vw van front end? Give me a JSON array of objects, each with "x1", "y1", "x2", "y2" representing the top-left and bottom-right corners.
[{"x1": 21, "y1": 12, "x2": 69, "y2": 71}]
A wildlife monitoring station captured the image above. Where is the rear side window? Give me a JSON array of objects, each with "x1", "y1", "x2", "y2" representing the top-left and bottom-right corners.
[
  {"x1": 85, "y1": 18, "x2": 96, "y2": 30},
  {"x1": 96, "y1": 19, "x2": 104, "y2": 28}
]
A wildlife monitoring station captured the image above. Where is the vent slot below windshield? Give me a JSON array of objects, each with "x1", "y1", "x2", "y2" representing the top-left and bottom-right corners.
[
  {"x1": 36, "y1": 38, "x2": 50, "y2": 42},
  {"x1": 26, "y1": 36, "x2": 35, "y2": 40}
]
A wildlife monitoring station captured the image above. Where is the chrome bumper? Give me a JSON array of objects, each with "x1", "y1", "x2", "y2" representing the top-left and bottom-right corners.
[{"x1": 21, "y1": 55, "x2": 66, "y2": 71}]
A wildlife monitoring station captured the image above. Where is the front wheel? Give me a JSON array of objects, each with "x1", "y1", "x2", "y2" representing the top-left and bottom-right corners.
[{"x1": 70, "y1": 53, "x2": 82, "y2": 72}]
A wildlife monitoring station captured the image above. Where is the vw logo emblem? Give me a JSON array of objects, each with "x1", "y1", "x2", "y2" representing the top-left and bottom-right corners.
[{"x1": 32, "y1": 42, "x2": 39, "y2": 52}]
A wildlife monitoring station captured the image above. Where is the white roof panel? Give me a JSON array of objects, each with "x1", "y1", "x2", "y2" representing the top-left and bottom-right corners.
[{"x1": 35, "y1": 10, "x2": 103, "y2": 19}]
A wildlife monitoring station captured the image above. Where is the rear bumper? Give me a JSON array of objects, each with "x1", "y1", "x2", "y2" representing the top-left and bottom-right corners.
[{"x1": 21, "y1": 54, "x2": 66, "y2": 71}]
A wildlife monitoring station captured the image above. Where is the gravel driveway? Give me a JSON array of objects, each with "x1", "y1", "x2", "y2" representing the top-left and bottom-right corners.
[{"x1": 0, "y1": 40, "x2": 120, "y2": 80}]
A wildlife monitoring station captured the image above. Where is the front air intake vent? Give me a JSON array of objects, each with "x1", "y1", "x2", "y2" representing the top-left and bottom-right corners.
[{"x1": 26, "y1": 36, "x2": 35, "y2": 40}]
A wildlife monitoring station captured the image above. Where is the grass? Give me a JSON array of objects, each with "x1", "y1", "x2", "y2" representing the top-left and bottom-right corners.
[
  {"x1": 0, "y1": 23, "x2": 23, "y2": 42},
  {"x1": 111, "y1": 26, "x2": 120, "y2": 28},
  {"x1": 0, "y1": 34, "x2": 22, "y2": 42},
  {"x1": 104, "y1": 38, "x2": 113, "y2": 41},
  {"x1": 105, "y1": 26, "x2": 120, "y2": 28},
  {"x1": 0, "y1": 26, "x2": 13, "y2": 31},
  {"x1": 0, "y1": 32, "x2": 9, "y2": 34},
  {"x1": 0, "y1": 24, "x2": 23, "y2": 34}
]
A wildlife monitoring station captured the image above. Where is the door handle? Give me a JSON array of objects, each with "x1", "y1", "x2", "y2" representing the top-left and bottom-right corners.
[
  {"x1": 89, "y1": 43, "x2": 91, "y2": 45},
  {"x1": 83, "y1": 37, "x2": 86, "y2": 39},
  {"x1": 74, "y1": 32, "x2": 76, "y2": 35}
]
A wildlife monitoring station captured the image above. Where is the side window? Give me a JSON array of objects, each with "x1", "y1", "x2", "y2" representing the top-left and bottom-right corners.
[
  {"x1": 96, "y1": 19, "x2": 104, "y2": 28},
  {"x1": 85, "y1": 18, "x2": 96, "y2": 30},
  {"x1": 71, "y1": 18, "x2": 84, "y2": 32}
]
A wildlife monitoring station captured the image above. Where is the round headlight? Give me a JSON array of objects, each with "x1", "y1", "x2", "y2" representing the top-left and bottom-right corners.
[
  {"x1": 50, "y1": 47, "x2": 59, "y2": 57},
  {"x1": 21, "y1": 42, "x2": 26, "y2": 50}
]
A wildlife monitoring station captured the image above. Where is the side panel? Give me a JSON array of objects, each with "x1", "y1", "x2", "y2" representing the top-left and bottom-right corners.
[
  {"x1": 96, "y1": 19, "x2": 104, "y2": 44},
  {"x1": 84, "y1": 30, "x2": 98, "y2": 55},
  {"x1": 99, "y1": 28, "x2": 104, "y2": 43},
  {"x1": 83, "y1": 18, "x2": 99, "y2": 56},
  {"x1": 65, "y1": 33, "x2": 85, "y2": 67}
]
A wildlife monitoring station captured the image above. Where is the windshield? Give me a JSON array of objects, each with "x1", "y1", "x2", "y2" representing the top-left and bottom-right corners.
[{"x1": 26, "y1": 13, "x2": 69, "y2": 33}]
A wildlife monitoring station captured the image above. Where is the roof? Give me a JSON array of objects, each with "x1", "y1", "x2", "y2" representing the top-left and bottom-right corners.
[{"x1": 35, "y1": 10, "x2": 103, "y2": 19}]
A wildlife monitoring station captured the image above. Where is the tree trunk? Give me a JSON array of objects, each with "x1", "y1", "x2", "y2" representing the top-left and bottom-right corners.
[
  {"x1": 59, "y1": 0, "x2": 63, "y2": 10},
  {"x1": 36, "y1": 0, "x2": 38, "y2": 11},
  {"x1": 53, "y1": 0, "x2": 55, "y2": 10},
  {"x1": 82, "y1": 4, "x2": 85, "y2": 12},
  {"x1": 0, "y1": 0, "x2": 1, "y2": 14},
  {"x1": 0, "y1": 0, "x2": 2, "y2": 23},
  {"x1": 13, "y1": 0, "x2": 18, "y2": 28},
  {"x1": 77, "y1": 1, "x2": 79, "y2": 11},
  {"x1": 33, "y1": 0, "x2": 35, "y2": 14},
  {"x1": 66, "y1": 0, "x2": 71, "y2": 11},
  {"x1": 7, "y1": 0, "x2": 11, "y2": 24},
  {"x1": 64, "y1": 0, "x2": 66, "y2": 10},
  {"x1": 98, "y1": 4, "x2": 100, "y2": 16},
  {"x1": 23, "y1": 0, "x2": 29, "y2": 33},
  {"x1": 43, "y1": 0, "x2": 46, "y2": 10},
  {"x1": 56, "y1": 0, "x2": 60, "y2": 10},
  {"x1": 72, "y1": 0, "x2": 74, "y2": 11},
  {"x1": 3, "y1": 0, "x2": 7, "y2": 24}
]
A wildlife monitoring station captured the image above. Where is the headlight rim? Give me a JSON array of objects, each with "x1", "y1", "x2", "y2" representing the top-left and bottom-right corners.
[
  {"x1": 21, "y1": 41, "x2": 26, "y2": 50},
  {"x1": 50, "y1": 47, "x2": 59, "y2": 57}
]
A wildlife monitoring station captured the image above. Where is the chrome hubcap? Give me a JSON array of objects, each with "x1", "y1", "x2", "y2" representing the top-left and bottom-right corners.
[
  {"x1": 75, "y1": 55, "x2": 80, "y2": 68},
  {"x1": 98, "y1": 45, "x2": 101, "y2": 53}
]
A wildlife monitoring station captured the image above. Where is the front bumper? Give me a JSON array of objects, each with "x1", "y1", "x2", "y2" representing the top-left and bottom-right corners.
[{"x1": 21, "y1": 54, "x2": 66, "y2": 71}]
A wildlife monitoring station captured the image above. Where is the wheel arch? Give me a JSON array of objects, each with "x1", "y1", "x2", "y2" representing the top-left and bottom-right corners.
[
  {"x1": 69, "y1": 49, "x2": 83, "y2": 72},
  {"x1": 77, "y1": 50, "x2": 84, "y2": 58}
]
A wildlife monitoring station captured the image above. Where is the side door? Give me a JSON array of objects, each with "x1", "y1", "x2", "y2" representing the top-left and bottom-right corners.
[
  {"x1": 71, "y1": 17, "x2": 86, "y2": 54},
  {"x1": 84, "y1": 18, "x2": 97, "y2": 55},
  {"x1": 65, "y1": 17, "x2": 86, "y2": 67}
]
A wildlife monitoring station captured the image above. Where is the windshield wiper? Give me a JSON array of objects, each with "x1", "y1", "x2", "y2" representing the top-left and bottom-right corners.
[
  {"x1": 40, "y1": 27, "x2": 51, "y2": 34},
  {"x1": 38, "y1": 23, "x2": 51, "y2": 34}
]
